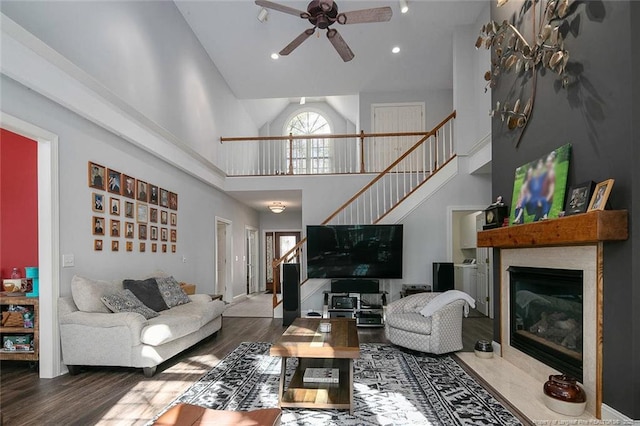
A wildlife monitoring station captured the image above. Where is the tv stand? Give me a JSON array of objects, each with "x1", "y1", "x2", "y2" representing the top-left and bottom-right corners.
[{"x1": 322, "y1": 291, "x2": 387, "y2": 328}]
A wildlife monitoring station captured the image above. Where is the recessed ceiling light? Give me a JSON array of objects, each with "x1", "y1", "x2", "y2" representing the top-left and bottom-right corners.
[
  {"x1": 271, "y1": 53, "x2": 279, "y2": 60},
  {"x1": 392, "y1": 46, "x2": 401, "y2": 54},
  {"x1": 399, "y1": 0, "x2": 409, "y2": 14}
]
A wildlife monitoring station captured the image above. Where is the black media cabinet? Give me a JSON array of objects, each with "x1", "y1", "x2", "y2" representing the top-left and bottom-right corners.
[{"x1": 322, "y1": 290, "x2": 387, "y2": 328}]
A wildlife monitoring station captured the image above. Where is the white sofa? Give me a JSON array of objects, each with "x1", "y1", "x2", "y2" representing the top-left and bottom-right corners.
[{"x1": 58, "y1": 275, "x2": 225, "y2": 377}]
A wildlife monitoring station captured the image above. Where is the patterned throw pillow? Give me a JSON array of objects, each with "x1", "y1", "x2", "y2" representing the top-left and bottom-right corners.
[
  {"x1": 156, "y1": 276, "x2": 191, "y2": 308},
  {"x1": 101, "y1": 289, "x2": 159, "y2": 320}
]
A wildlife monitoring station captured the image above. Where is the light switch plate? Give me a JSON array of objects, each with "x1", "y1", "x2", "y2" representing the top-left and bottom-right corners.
[{"x1": 62, "y1": 254, "x2": 75, "y2": 268}]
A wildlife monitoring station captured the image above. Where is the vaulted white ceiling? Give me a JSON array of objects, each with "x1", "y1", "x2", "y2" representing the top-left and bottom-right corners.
[{"x1": 176, "y1": 0, "x2": 487, "y2": 124}]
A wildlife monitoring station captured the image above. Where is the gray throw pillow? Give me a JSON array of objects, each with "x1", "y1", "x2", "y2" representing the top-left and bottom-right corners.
[
  {"x1": 101, "y1": 289, "x2": 159, "y2": 320},
  {"x1": 123, "y1": 278, "x2": 169, "y2": 312},
  {"x1": 156, "y1": 276, "x2": 191, "y2": 308}
]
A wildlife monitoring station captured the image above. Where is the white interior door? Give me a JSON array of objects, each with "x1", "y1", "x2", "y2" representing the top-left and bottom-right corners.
[
  {"x1": 216, "y1": 219, "x2": 232, "y2": 301},
  {"x1": 370, "y1": 103, "x2": 425, "y2": 172},
  {"x1": 246, "y1": 227, "x2": 258, "y2": 294}
]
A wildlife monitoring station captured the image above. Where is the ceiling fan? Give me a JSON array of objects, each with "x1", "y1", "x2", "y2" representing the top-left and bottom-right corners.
[{"x1": 255, "y1": 0, "x2": 393, "y2": 62}]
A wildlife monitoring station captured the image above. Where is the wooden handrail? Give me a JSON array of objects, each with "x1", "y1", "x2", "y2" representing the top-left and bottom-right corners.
[
  {"x1": 322, "y1": 110, "x2": 456, "y2": 225},
  {"x1": 220, "y1": 130, "x2": 431, "y2": 143}
]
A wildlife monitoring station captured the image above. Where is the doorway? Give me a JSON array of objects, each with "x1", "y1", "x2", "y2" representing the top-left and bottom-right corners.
[
  {"x1": 246, "y1": 226, "x2": 259, "y2": 294},
  {"x1": 1, "y1": 114, "x2": 60, "y2": 378},
  {"x1": 370, "y1": 102, "x2": 425, "y2": 172},
  {"x1": 215, "y1": 218, "x2": 232, "y2": 302},
  {"x1": 264, "y1": 231, "x2": 301, "y2": 294}
]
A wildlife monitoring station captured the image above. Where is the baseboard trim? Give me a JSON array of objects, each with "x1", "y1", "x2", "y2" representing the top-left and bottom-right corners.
[{"x1": 601, "y1": 403, "x2": 637, "y2": 423}]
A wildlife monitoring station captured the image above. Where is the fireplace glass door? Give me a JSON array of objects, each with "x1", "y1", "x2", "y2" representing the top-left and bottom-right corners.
[{"x1": 509, "y1": 266, "x2": 583, "y2": 381}]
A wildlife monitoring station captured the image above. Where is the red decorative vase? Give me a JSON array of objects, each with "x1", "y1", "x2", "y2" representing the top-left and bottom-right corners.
[{"x1": 543, "y1": 375, "x2": 587, "y2": 416}]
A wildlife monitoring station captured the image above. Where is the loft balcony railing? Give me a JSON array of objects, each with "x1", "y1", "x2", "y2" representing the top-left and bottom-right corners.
[{"x1": 221, "y1": 111, "x2": 456, "y2": 308}]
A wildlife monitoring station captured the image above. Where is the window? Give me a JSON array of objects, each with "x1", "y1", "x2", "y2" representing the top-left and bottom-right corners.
[{"x1": 285, "y1": 111, "x2": 332, "y2": 174}]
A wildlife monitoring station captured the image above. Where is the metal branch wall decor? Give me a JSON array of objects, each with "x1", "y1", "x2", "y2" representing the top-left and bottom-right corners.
[{"x1": 476, "y1": 0, "x2": 575, "y2": 146}]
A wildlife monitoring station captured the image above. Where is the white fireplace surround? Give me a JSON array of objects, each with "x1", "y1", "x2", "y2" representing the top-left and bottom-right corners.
[{"x1": 501, "y1": 245, "x2": 598, "y2": 416}]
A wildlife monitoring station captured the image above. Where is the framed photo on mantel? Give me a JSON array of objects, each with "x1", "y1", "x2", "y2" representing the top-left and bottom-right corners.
[{"x1": 564, "y1": 181, "x2": 595, "y2": 216}]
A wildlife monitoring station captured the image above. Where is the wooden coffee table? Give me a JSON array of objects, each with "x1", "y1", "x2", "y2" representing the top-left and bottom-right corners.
[{"x1": 270, "y1": 318, "x2": 360, "y2": 414}]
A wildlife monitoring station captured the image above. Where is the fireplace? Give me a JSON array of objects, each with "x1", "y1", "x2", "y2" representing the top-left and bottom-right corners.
[{"x1": 509, "y1": 266, "x2": 583, "y2": 382}]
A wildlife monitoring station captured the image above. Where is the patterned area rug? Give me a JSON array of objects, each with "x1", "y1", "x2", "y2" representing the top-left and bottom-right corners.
[{"x1": 154, "y1": 342, "x2": 523, "y2": 425}]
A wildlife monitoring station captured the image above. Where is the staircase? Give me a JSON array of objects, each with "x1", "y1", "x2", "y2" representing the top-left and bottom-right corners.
[{"x1": 271, "y1": 111, "x2": 457, "y2": 311}]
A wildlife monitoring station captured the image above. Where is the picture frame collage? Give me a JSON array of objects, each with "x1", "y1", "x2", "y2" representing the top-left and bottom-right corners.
[{"x1": 88, "y1": 161, "x2": 178, "y2": 254}]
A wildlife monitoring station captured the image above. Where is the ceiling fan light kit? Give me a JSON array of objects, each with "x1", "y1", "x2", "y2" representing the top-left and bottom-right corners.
[{"x1": 255, "y1": 0, "x2": 393, "y2": 62}]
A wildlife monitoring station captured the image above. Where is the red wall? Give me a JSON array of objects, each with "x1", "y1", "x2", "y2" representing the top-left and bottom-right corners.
[{"x1": 0, "y1": 129, "x2": 38, "y2": 278}]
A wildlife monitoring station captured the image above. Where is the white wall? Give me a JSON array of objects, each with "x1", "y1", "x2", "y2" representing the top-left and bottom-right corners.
[
  {"x1": 453, "y1": 4, "x2": 492, "y2": 155},
  {"x1": 1, "y1": 1, "x2": 257, "y2": 168},
  {"x1": 359, "y1": 89, "x2": 453, "y2": 133},
  {"x1": 1, "y1": 75, "x2": 259, "y2": 298}
]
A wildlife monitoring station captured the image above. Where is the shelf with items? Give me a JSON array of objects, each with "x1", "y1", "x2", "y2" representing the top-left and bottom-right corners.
[
  {"x1": 322, "y1": 291, "x2": 387, "y2": 327},
  {"x1": 0, "y1": 295, "x2": 39, "y2": 362}
]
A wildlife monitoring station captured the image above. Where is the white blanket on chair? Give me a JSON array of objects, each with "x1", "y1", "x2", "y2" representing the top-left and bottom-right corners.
[{"x1": 419, "y1": 290, "x2": 476, "y2": 318}]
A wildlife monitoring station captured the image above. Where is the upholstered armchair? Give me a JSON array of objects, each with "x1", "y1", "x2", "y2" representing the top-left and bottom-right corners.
[{"x1": 384, "y1": 292, "x2": 467, "y2": 354}]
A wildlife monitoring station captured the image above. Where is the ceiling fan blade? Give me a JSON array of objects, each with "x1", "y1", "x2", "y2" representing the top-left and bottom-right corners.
[
  {"x1": 255, "y1": 0, "x2": 307, "y2": 18},
  {"x1": 280, "y1": 28, "x2": 316, "y2": 56},
  {"x1": 327, "y1": 28, "x2": 354, "y2": 62},
  {"x1": 337, "y1": 7, "x2": 393, "y2": 25}
]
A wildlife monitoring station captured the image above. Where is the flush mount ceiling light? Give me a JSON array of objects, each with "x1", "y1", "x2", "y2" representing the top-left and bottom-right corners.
[
  {"x1": 268, "y1": 202, "x2": 286, "y2": 213},
  {"x1": 399, "y1": 0, "x2": 409, "y2": 14},
  {"x1": 257, "y1": 7, "x2": 269, "y2": 22}
]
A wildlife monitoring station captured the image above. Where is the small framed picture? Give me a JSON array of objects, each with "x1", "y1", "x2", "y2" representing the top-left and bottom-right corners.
[
  {"x1": 94, "y1": 239, "x2": 103, "y2": 251},
  {"x1": 110, "y1": 219, "x2": 120, "y2": 237},
  {"x1": 170, "y1": 229, "x2": 177, "y2": 243},
  {"x1": 160, "y1": 188, "x2": 169, "y2": 208},
  {"x1": 124, "y1": 222, "x2": 135, "y2": 239},
  {"x1": 123, "y1": 175, "x2": 136, "y2": 199},
  {"x1": 162, "y1": 244, "x2": 167, "y2": 253},
  {"x1": 112, "y1": 240, "x2": 119, "y2": 252},
  {"x1": 150, "y1": 208, "x2": 158, "y2": 223},
  {"x1": 161, "y1": 228, "x2": 168, "y2": 242},
  {"x1": 169, "y1": 192, "x2": 178, "y2": 210},
  {"x1": 150, "y1": 226, "x2": 158, "y2": 241},
  {"x1": 88, "y1": 162, "x2": 106, "y2": 190},
  {"x1": 139, "y1": 224, "x2": 147, "y2": 240},
  {"x1": 92, "y1": 193, "x2": 105, "y2": 213},
  {"x1": 171, "y1": 244, "x2": 176, "y2": 253},
  {"x1": 160, "y1": 210, "x2": 168, "y2": 225},
  {"x1": 137, "y1": 203, "x2": 148, "y2": 223},
  {"x1": 588, "y1": 179, "x2": 615, "y2": 212},
  {"x1": 107, "y1": 169, "x2": 122, "y2": 194},
  {"x1": 124, "y1": 201, "x2": 134, "y2": 219},
  {"x1": 93, "y1": 217, "x2": 105, "y2": 235},
  {"x1": 151, "y1": 243, "x2": 157, "y2": 253},
  {"x1": 110, "y1": 197, "x2": 120, "y2": 216},
  {"x1": 137, "y1": 180, "x2": 148, "y2": 202},
  {"x1": 565, "y1": 181, "x2": 595, "y2": 216},
  {"x1": 149, "y1": 185, "x2": 159, "y2": 205},
  {"x1": 140, "y1": 242, "x2": 146, "y2": 252},
  {"x1": 170, "y1": 213, "x2": 177, "y2": 226},
  {"x1": 126, "y1": 241, "x2": 133, "y2": 252}
]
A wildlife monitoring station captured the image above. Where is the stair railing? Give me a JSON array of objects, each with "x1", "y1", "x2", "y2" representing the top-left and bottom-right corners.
[{"x1": 269, "y1": 111, "x2": 456, "y2": 308}]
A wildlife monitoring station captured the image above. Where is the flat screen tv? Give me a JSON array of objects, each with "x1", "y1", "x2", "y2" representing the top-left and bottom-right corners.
[{"x1": 306, "y1": 225, "x2": 403, "y2": 279}]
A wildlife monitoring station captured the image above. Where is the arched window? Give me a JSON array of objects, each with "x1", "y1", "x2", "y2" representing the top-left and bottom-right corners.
[{"x1": 285, "y1": 110, "x2": 332, "y2": 174}]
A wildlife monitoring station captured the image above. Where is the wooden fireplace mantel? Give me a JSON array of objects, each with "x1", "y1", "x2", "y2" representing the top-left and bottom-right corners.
[{"x1": 477, "y1": 210, "x2": 628, "y2": 249}]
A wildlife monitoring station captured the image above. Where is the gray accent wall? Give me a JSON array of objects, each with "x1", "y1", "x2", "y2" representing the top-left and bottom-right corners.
[{"x1": 490, "y1": 1, "x2": 638, "y2": 418}]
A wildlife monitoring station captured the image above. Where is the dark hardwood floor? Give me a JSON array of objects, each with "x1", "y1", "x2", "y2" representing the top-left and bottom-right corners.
[{"x1": 0, "y1": 314, "x2": 492, "y2": 425}]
